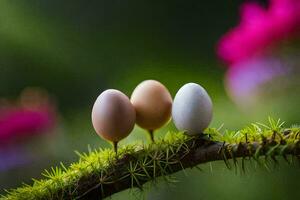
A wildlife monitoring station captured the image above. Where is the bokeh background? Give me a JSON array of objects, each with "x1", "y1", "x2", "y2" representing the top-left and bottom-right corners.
[{"x1": 0, "y1": 0, "x2": 299, "y2": 199}]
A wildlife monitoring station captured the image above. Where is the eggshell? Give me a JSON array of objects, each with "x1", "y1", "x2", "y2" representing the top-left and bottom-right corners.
[
  {"x1": 91, "y1": 89, "x2": 136, "y2": 142},
  {"x1": 172, "y1": 83, "x2": 213, "y2": 135},
  {"x1": 130, "y1": 80, "x2": 172, "y2": 130}
]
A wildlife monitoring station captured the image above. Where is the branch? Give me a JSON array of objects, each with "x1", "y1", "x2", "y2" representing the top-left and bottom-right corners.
[{"x1": 2, "y1": 121, "x2": 300, "y2": 200}]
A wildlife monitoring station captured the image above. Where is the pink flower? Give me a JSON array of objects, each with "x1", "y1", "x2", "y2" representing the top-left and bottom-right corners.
[
  {"x1": 0, "y1": 108, "x2": 56, "y2": 142},
  {"x1": 0, "y1": 88, "x2": 57, "y2": 144},
  {"x1": 217, "y1": 0, "x2": 300, "y2": 109},
  {"x1": 217, "y1": 0, "x2": 300, "y2": 65},
  {"x1": 224, "y1": 56, "x2": 290, "y2": 107}
]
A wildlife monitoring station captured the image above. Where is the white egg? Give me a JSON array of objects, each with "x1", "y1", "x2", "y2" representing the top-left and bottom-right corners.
[{"x1": 172, "y1": 83, "x2": 213, "y2": 135}]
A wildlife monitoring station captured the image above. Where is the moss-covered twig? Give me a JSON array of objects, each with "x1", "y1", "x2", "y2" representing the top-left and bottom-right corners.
[{"x1": 2, "y1": 118, "x2": 300, "y2": 200}]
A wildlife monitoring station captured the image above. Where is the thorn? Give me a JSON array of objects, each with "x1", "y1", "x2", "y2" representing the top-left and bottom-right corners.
[
  {"x1": 113, "y1": 141, "x2": 118, "y2": 155},
  {"x1": 194, "y1": 165, "x2": 203, "y2": 172},
  {"x1": 218, "y1": 141, "x2": 226, "y2": 154},
  {"x1": 148, "y1": 130, "x2": 155, "y2": 143},
  {"x1": 209, "y1": 162, "x2": 213, "y2": 173}
]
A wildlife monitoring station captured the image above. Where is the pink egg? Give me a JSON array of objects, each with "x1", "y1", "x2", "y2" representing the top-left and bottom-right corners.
[{"x1": 92, "y1": 89, "x2": 136, "y2": 142}]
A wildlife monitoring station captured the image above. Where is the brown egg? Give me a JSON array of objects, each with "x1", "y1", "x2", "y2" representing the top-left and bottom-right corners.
[
  {"x1": 130, "y1": 80, "x2": 172, "y2": 131},
  {"x1": 91, "y1": 89, "x2": 136, "y2": 143}
]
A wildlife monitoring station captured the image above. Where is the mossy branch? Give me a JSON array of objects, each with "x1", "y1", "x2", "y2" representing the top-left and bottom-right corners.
[{"x1": 2, "y1": 118, "x2": 300, "y2": 200}]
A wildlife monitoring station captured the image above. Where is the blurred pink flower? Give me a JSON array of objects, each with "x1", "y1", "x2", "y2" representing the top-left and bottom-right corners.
[
  {"x1": 217, "y1": 0, "x2": 300, "y2": 110},
  {"x1": 0, "y1": 107, "x2": 56, "y2": 142},
  {"x1": 217, "y1": 0, "x2": 300, "y2": 65},
  {"x1": 224, "y1": 56, "x2": 290, "y2": 106},
  {"x1": 0, "y1": 88, "x2": 57, "y2": 144},
  {"x1": 0, "y1": 88, "x2": 57, "y2": 171}
]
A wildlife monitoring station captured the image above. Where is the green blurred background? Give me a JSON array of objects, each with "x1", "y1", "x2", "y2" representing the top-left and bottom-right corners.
[{"x1": 0, "y1": 0, "x2": 299, "y2": 199}]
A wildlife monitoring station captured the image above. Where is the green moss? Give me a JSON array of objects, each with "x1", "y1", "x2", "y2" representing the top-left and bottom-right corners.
[{"x1": 1, "y1": 118, "x2": 299, "y2": 200}]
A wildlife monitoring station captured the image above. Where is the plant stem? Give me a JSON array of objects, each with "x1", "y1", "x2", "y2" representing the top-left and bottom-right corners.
[
  {"x1": 2, "y1": 125, "x2": 300, "y2": 200},
  {"x1": 61, "y1": 137, "x2": 300, "y2": 199}
]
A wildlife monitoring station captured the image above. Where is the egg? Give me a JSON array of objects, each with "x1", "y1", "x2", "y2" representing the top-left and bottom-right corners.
[
  {"x1": 91, "y1": 89, "x2": 136, "y2": 144},
  {"x1": 172, "y1": 83, "x2": 213, "y2": 135},
  {"x1": 130, "y1": 80, "x2": 172, "y2": 131}
]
